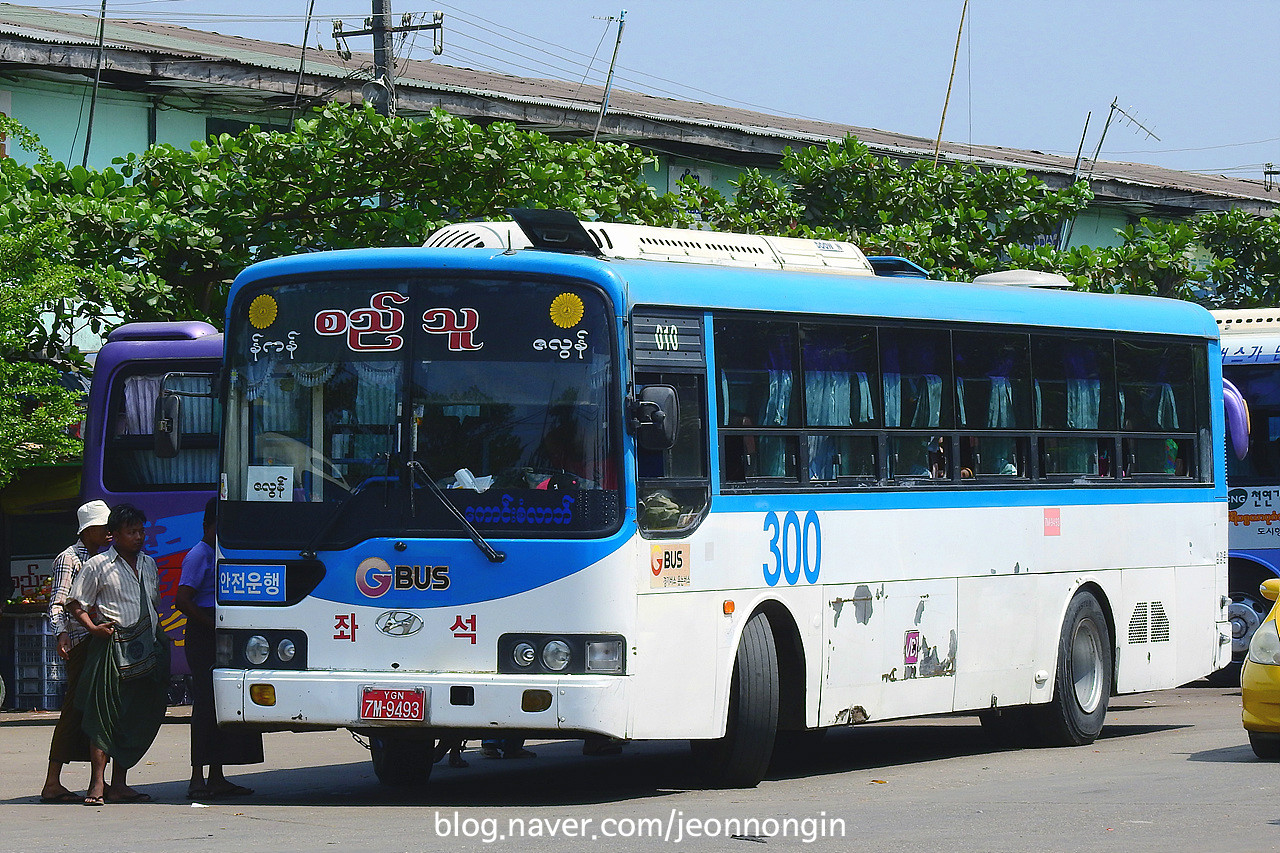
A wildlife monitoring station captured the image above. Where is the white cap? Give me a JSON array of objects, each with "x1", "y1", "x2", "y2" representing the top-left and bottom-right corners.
[{"x1": 77, "y1": 500, "x2": 110, "y2": 534}]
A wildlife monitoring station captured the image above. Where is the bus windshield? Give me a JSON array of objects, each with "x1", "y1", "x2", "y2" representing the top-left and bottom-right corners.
[{"x1": 221, "y1": 275, "x2": 619, "y2": 549}]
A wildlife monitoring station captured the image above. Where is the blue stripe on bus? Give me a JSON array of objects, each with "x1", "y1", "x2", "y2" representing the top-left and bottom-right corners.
[
  {"x1": 713, "y1": 486, "x2": 1223, "y2": 513},
  {"x1": 228, "y1": 249, "x2": 1219, "y2": 340}
]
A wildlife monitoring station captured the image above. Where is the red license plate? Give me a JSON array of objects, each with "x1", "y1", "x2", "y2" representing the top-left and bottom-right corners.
[{"x1": 360, "y1": 687, "x2": 427, "y2": 721}]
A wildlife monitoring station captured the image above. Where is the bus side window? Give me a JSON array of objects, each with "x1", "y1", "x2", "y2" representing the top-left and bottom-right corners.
[{"x1": 637, "y1": 372, "x2": 710, "y2": 534}]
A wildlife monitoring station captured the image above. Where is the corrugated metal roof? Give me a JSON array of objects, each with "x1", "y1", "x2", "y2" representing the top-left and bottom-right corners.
[{"x1": 0, "y1": 2, "x2": 1273, "y2": 209}]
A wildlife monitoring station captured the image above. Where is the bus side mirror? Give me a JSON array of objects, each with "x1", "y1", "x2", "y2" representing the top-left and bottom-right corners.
[
  {"x1": 630, "y1": 385, "x2": 679, "y2": 451},
  {"x1": 155, "y1": 393, "x2": 181, "y2": 459}
]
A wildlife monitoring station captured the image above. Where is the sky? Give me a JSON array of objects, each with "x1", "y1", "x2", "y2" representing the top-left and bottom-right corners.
[{"x1": 41, "y1": 0, "x2": 1280, "y2": 179}]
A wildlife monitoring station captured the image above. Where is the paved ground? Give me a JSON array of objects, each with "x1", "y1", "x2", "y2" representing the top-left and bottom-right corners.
[{"x1": 0, "y1": 682, "x2": 1275, "y2": 852}]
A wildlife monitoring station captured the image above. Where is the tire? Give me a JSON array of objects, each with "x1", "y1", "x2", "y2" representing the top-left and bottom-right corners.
[
  {"x1": 690, "y1": 612, "x2": 779, "y2": 788},
  {"x1": 1033, "y1": 590, "x2": 1112, "y2": 746},
  {"x1": 370, "y1": 733, "x2": 435, "y2": 787},
  {"x1": 1249, "y1": 732, "x2": 1280, "y2": 761}
]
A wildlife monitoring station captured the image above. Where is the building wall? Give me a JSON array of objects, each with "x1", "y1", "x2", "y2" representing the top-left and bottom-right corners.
[{"x1": 1064, "y1": 208, "x2": 1130, "y2": 250}]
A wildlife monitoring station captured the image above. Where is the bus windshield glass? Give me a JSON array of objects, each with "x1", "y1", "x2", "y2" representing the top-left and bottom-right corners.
[{"x1": 221, "y1": 275, "x2": 619, "y2": 549}]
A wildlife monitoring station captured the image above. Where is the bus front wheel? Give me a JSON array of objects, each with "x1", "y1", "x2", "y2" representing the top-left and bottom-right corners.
[
  {"x1": 1034, "y1": 590, "x2": 1112, "y2": 746},
  {"x1": 690, "y1": 612, "x2": 779, "y2": 788},
  {"x1": 369, "y1": 733, "x2": 434, "y2": 787}
]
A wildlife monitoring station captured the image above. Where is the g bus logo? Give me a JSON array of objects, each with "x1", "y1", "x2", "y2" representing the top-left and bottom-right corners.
[
  {"x1": 1229, "y1": 488, "x2": 1249, "y2": 511},
  {"x1": 762, "y1": 510, "x2": 821, "y2": 586},
  {"x1": 356, "y1": 557, "x2": 393, "y2": 598}
]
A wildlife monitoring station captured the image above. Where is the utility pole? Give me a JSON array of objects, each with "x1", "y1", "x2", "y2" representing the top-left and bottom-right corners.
[
  {"x1": 82, "y1": 0, "x2": 108, "y2": 168},
  {"x1": 591, "y1": 10, "x2": 626, "y2": 142},
  {"x1": 335, "y1": 7, "x2": 443, "y2": 116}
]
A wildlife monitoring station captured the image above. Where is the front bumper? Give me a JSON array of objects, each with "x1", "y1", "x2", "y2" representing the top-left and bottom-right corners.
[
  {"x1": 213, "y1": 668, "x2": 629, "y2": 738},
  {"x1": 1242, "y1": 659, "x2": 1280, "y2": 734}
]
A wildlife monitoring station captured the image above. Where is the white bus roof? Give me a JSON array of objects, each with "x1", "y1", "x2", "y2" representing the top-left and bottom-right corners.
[
  {"x1": 1211, "y1": 308, "x2": 1280, "y2": 335},
  {"x1": 425, "y1": 219, "x2": 879, "y2": 277}
]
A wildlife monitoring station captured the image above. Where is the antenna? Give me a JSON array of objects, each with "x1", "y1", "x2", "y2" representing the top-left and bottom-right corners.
[{"x1": 1084, "y1": 97, "x2": 1160, "y2": 180}]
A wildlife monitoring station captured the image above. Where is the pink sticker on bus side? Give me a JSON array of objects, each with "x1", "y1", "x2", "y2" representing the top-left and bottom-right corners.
[{"x1": 1044, "y1": 508, "x2": 1061, "y2": 536}]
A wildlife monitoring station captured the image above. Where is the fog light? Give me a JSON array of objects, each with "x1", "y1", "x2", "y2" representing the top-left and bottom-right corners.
[
  {"x1": 513, "y1": 642, "x2": 536, "y2": 668},
  {"x1": 277, "y1": 639, "x2": 296, "y2": 662},
  {"x1": 249, "y1": 683, "x2": 276, "y2": 706},
  {"x1": 541, "y1": 639, "x2": 571, "y2": 671},
  {"x1": 245, "y1": 635, "x2": 270, "y2": 666},
  {"x1": 522, "y1": 689, "x2": 553, "y2": 712},
  {"x1": 586, "y1": 639, "x2": 624, "y2": 673}
]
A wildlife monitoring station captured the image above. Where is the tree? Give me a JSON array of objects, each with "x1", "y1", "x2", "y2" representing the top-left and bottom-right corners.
[
  {"x1": 0, "y1": 220, "x2": 92, "y2": 486},
  {"x1": 1, "y1": 104, "x2": 682, "y2": 327}
]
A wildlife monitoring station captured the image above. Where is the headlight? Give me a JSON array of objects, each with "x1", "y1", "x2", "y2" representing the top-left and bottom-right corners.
[
  {"x1": 245, "y1": 635, "x2": 271, "y2": 666},
  {"x1": 586, "y1": 639, "x2": 624, "y2": 673},
  {"x1": 513, "y1": 642, "x2": 536, "y2": 668},
  {"x1": 277, "y1": 639, "x2": 296, "y2": 663},
  {"x1": 1248, "y1": 620, "x2": 1280, "y2": 666},
  {"x1": 541, "y1": 639, "x2": 572, "y2": 671}
]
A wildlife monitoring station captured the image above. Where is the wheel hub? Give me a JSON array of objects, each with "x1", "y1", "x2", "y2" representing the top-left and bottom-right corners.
[{"x1": 1228, "y1": 597, "x2": 1266, "y2": 657}]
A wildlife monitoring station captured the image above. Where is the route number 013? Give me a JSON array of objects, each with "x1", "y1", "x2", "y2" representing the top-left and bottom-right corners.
[{"x1": 762, "y1": 510, "x2": 821, "y2": 586}]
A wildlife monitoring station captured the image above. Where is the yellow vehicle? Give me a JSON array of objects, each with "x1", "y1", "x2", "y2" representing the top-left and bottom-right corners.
[{"x1": 1242, "y1": 578, "x2": 1280, "y2": 759}]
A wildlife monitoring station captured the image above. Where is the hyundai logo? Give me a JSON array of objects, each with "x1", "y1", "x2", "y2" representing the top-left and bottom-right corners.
[{"x1": 375, "y1": 610, "x2": 424, "y2": 637}]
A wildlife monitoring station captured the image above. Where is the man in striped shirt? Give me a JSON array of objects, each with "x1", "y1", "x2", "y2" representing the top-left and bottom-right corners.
[
  {"x1": 67, "y1": 503, "x2": 167, "y2": 805},
  {"x1": 38, "y1": 500, "x2": 110, "y2": 804}
]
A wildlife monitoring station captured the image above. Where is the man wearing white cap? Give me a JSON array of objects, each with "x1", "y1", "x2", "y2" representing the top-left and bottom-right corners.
[{"x1": 38, "y1": 500, "x2": 110, "y2": 803}]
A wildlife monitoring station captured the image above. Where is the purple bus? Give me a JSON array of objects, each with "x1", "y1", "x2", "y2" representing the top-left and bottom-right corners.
[{"x1": 81, "y1": 321, "x2": 222, "y2": 676}]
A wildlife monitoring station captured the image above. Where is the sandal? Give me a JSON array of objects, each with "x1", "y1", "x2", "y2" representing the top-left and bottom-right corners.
[
  {"x1": 205, "y1": 784, "x2": 253, "y2": 799},
  {"x1": 83, "y1": 796, "x2": 105, "y2": 806},
  {"x1": 40, "y1": 791, "x2": 81, "y2": 804},
  {"x1": 187, "y1": 786, "x2": 211, "y2": 800}
]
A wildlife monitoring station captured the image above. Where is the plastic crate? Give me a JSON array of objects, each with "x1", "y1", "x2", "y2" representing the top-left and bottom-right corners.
[
  {"x1": 17, "y1": 662, "x2": 64, "y2": 682},
  {"x1": 15, "y1": 684, "x2": 66, "y2": 712},
  {"x1": 12, "y1": 616, "x2": 53, "y2": 636},
  {"x1": 14, "y1": 633, "x2": 57, "y2": 653},
  {"x1": 14, "y1": 645, "x2": 59, "y2": 667}
]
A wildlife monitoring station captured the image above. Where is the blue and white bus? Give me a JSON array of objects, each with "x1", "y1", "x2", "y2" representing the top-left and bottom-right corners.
[
  {"x1": 204, "y1": 211, "x2": 1228, "y2": 788},
  {"x1": 1213, "y1": 309, "x2": 1280, "y2": 673}
]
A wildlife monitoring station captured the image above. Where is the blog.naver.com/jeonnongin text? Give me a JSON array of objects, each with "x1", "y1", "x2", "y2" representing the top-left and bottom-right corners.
[{"x1": 434, "y1": 809, "x2": 847, "y2": 844}]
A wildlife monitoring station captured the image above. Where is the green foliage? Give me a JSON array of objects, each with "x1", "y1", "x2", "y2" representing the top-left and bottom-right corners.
[
  {"x1": 0, "y1": 105, "x2": 679, "y2": 326},
  {"x1": 0, "y1": 221, "x2": 93, "y2": 487},
  {"x1": 696, "y1": 138, "x2": 1096, "y2": 282}
]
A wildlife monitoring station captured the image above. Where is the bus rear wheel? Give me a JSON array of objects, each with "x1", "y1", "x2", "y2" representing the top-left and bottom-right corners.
[
  {"x1": 690, "y1": 612, "x2": 779, "y2": 788},
  {"x1": 1034, "y1": 590, "x2": 1112, "y2": 746},
  {"x1": 369, "y1": 733, "x2": 435, "y2": 787}
]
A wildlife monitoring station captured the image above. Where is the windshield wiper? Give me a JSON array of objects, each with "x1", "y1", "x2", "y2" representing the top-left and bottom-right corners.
[
  {"x1": 406, "y1": 460, "x2": 507, "y2": 563},
  {"x1": 299, "y1": 452, "x2": 397, "y2": 560}
]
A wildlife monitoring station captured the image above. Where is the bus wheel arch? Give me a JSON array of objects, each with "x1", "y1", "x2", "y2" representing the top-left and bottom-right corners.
[
  {"x1": 754, "y1": 600, "x2": 807, "y2": 732},
  {"x1": 690, "y1": 608, "x2": 779, "y2": 788},
  {"x1": 1033, "y1": 584, "x2": 1113, "y2": 746}
]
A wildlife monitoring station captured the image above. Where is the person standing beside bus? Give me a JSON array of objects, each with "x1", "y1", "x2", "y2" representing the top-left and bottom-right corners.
[
  {"x1": 66, "y1": 503, "x2": 169, "y2": 805},
  {"x1": 38, "y1": 500, "x2": 111, "y2": 803},
  {"x1": 175, "y1": 498, "x2": 262, "y2": 799}
]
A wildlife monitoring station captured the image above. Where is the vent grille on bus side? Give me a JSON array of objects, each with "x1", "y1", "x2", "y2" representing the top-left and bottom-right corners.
[
  {"x1": 1128, "y1": 601, "x2": 1170, "y2": 644},
  {"x1": 1150, "y1": 602, "x2": 1171, "y2": 643},
  {"x1": 1128, "y1": 602, "x2": 1149, "y2": 644}
]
